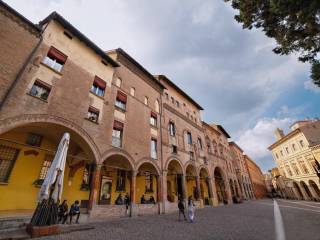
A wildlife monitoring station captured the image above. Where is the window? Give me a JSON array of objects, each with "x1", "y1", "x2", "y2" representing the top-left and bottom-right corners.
[
  {"x1": 155, "y1": 100, "x2": 160, "y2": 113},
  {"x1": 144, "y1": 96, "x2": 149, "y2": 105},
  {"x1": 150, "y1": 112, "x2": 157, "y2": 127},
  {"x1": 197, "y1": 138, "x2": 203, "y2": 150},
  {"x1": 280, "y1": 150, "x2": 284, "y2": 156},
  {"x1": 112, "y1": 121, "x2": 124, "y2": 148},
  {"x1": 169, "y1": 121, "x2": 176, "y2": 136},
  {"x1": 115, "y1": 91, "x2": 127, "y2": 111},
  {"x1": 0, "y1": 145, "x2": 19, "y2": 183},
  {"x1": 292, "y1": 144, "x2": 296, "y2": 151},
  {"x1": 207, "y1": 142, "x2": 212, "y2": 154},
  {"x1": 145, "y1": 171, "x2": 153, "y2": 193},
  {"x1": 151, "y1": 139, "x2": 157, "y2": 159},
  {"x1": 29, "y1": 80, "x2": 51, "y2": 100},
  {"x1": 116, "y1": 170, "x2": 126, "y2": 191},
  {"x1": 130, "y1": 87, "x2": 135, "y2": 96},
  {"x1": 176, "y1": 101, "x2": 180, "y2": 108},
  {"x1": 285, "y1": 147, "x2": 289, "y2": 154},
  {"x1": 172, "y1": 145, "x2": 177, "y2": 154},
  {"x1": 115, "y1": 78, "x2": 122, "y2": 87},
  {"x1": 91, "y1": 76, "x2": 106, "y2": 97},
  {"x1": 42, "y1": 46, "x2": 67, "y2": 72},
  {"x1": 187, "y1": 132, "x2": 192, "y2": 145},
  {"x1": 299, "y1": 140, "x2": 305, "y2": 148},
  {"x1": 186, "y1": 112, "x2": 189, "y2": 118},
  {"x1": 171, "y1": 97, "x2": 174, "y2": 104},
  {"x1": 183, "y1": 103, "x2": 186, "y2": 107},
  {"x1": 292, "y1": 163, "x2": 300, "y2": 175},
  {"x1": 299, "y1": 161, "x2": 309, "y2": 174},
  {"x1": 87, "y1": 106, "x2": 99, "y2": 123},
  {"x1": 26, "y1": 133, "x2": 42, "y2": 147},
  {"x1": 275, "y1": 153, "x2": 279, "y2": 159},
  {"x1": 311, "y1": 160, "x2": 320, "y2": 174},
  {"x1": 39, "y1": 155, "x2": 53, "y2": 180},
  {"x1": 190, "y1": 151, "x2": 194, "y2": 160},
  {"x1": 165, "y1": 92, "x2": 169, "y2": 100}
]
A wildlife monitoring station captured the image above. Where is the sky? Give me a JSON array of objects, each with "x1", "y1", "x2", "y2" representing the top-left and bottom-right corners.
[{"x1": 8, "y1": 0, "x2": 320, "y2": 172}]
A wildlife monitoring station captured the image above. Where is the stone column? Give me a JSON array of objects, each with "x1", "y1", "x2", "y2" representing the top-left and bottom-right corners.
[
  {"x1": 210, "y1": 177, "x2": 219, "y2": 206},
  {"x1": 298, "y1": 182, "x2": 310, "y2": 201},
  {"x1": 88, "y1": 164, "x2": 102, "y2": 211},
  {"x1": 225, "y1": 180, "x2": 233, "y2": 204},
  {"x1": 207, "y1": 177, "x2": 214, "y2": 206},
  {"x1": 130, "y1": 170, "x2": 137, "y2": 216},
  {"x1": 196, "y1": 176, "x2": 203, "y2": 207},
  {"x1": 161, "y1": 170, "x2": 167, "y2": 214},
  {"x1": 156, "y1": 174, "x2": 162, "y2": 214}
]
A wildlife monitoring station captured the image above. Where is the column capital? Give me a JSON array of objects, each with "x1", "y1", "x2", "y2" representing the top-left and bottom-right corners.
[{"x1": 162, "y1": 170, "x2": 168, "y2": 176}]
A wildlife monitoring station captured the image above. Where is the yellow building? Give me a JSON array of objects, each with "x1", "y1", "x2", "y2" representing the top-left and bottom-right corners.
[{"x1": 268, "y1": 120, "x2": 320, "y2": 201}]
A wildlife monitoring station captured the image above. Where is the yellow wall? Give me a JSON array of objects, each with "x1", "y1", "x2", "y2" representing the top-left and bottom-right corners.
[
  {"x1": 135, "y1": 175, "x2": 157, "y2": 204},
  {"x1": 200, "y1": 180, "x2": 209, "y2": 199},
  {"x1": 167, "y1": 175, "x2": 177, "y2": 202},
  {"x1": 0, "y1": 131, "x2": 89, "y2": 211},
  {"x1": 186, "y1": 179, "x2": 196, "y2": 199}
]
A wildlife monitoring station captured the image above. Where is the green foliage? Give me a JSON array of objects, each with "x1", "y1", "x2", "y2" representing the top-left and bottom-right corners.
[
  {"x1": 225, "y1": 0, "x2": 320, "y2": 87},
  {"x1": 311, "y1": 61, "x2": 320, "y2": 87}
]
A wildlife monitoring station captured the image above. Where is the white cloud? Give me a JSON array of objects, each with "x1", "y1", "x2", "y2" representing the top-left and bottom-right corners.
[
  {"x1": 236, "y1": 117, "x2": 294, "y2": 170},
  {"x1": 304, "y1": 80, "x2": 320, "y2": 93}
]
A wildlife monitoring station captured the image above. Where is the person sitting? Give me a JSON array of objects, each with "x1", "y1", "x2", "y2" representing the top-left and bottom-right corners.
[
  {"x1": 69, "y1": 200, "x2": 80, "y2": 224},
  {"x1": 149, "y1": 196, "x2": 156, "y2": 204},
  {"x1": 58, "y1": 200, "x2": 68, "y2": 224},
  {"x1": 115, "y1": 193, "x2": 124, "y2": 205},
  {"x1": 140, "y1": 194, "x2": 146, "y2": 204}
]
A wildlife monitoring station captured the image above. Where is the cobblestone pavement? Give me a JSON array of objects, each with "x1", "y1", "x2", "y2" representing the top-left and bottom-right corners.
[{"x1": 35, "y1": 199, "x2": 320, "y2": 240}]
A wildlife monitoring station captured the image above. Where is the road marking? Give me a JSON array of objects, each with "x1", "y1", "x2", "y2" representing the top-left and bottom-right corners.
[
  {"x1": 274, "y1": 200, "x2": 286, "y2": 240},
  {"x1": 278, "y1": 199, "x2": 320, "y2": 209}
]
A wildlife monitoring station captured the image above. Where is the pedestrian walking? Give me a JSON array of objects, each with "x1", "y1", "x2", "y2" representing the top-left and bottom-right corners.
[
  {"x1": 188, "y1": 198, "x2": 195, "y2": 223},
  {"x1": 178, "y1": 197, "x2": 187, "y2": 221},
  {"x1": 124, "y1": 193, "x2": 130, "y2": 215}
]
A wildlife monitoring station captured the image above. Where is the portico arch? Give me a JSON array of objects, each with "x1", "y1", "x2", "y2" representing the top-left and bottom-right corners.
[
  {"x1": 293, "y1": 181, "x2": 304, "y2": 200},
  {"x1": 199, "y1": 167, "x2": 211, "y2": 205},
  {"x1": 166, "y1": 159, "x2": 184, "y2": 202},
  {"x1": 300, "y1": 181, "x2": 313, "y2": 200},
  {"x1": 0, "y1": 116, "x2": 99, "y2": 212},
  {"x1": 213, "y1": 167, "x2": 228, "y2": 204},
  {"x1": 309, "y1": 180, "x2": 320, "y2": 200},
  {"x1": 185, "y1": 163, "x2": 198, "y2": 200}
]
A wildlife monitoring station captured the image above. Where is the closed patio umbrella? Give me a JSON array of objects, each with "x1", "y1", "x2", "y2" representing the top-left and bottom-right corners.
[{"x1": 30, "y1": 133, "x2": 70, "y2": 226}]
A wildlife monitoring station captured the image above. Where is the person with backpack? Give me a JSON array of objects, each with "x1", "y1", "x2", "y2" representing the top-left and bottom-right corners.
[{"x1": 178, "y1": 197, "x2": 187, "y2": 221}]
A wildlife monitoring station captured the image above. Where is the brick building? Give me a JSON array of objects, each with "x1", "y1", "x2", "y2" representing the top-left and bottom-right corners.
[
  {"x1": 244, "y1": 155, "x2": 267, "y2": 199},
  {"x1": 0, "y1": 1, "x2": 259, "y2": 219}
]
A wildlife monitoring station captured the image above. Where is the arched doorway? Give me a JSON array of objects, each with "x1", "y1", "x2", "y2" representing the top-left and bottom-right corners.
[
  {"x1": 199, "y1": 168, "x2": 211, "y2": 205},
  {"x1": 301, "y1": 181, "x2": 313, "y2": 200},
  {"x1": 293, "y1": 182, "x2": 304, "y2": 200},
  {"x1": 167, "y1": 159, "x2": 184, "y2": 202},
  {"x1": 309, "y1": 180, "x2": 320, "y2": 200},
  {"x1": 214, "y1": 167, "x2": 227, "y2": 204},
  {"x1": 0, "y1": 121, "x2": 97, "y2": 212},
  {"x1": 136, "y1": 161, "x2": 160, "y2": 204},
  {"x1": 185, "y1": 164, "x2": 198, "y2": 200},
  {"x1": 101, "y1": 153, "x2": 134, "y2": 205}
]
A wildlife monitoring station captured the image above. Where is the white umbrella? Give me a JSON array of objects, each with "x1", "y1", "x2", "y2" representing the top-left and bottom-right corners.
[{"x1": 38, "y1": 132, "x2": 70, "y2": 203}]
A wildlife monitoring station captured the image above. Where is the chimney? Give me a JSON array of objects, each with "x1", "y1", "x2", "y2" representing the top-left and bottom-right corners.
[{"x1": 274, "y1": 128, "x2": 284, "y2": 140}]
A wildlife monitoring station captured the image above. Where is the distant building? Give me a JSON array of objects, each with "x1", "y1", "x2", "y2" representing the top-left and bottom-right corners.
[{"x1": 268, "y1": 119, "x2": 320, "y2": 201}]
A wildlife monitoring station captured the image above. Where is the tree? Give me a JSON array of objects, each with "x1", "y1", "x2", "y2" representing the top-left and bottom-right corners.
[{"x1": 225, "y1": 0, "x2": 320, "y2": 87}]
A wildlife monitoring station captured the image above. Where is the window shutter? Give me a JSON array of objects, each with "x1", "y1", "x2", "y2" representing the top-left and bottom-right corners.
[
  {"x1": 89, "y1": 106, "x2": 99, "y2": 114},
  {"x1": 93, "y1": 76, "x2": 106, "y2": 89},
  {"x1": 117, "y1": 91, "x2": 127, "y2": 103},
  {"x1": 47, "y1": 46, "x2": 67, "y2": 63},
  {"x1": 113, "y1": 120, "x2": 124, "y2": 130},
  {"x1": 151, "y1": 111, "x2": 157, "y2": 119}
]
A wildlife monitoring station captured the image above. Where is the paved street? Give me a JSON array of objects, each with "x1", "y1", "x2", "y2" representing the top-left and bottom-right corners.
[{"x1": 36, "y1": 199, "x2": 320, "y2": 240}]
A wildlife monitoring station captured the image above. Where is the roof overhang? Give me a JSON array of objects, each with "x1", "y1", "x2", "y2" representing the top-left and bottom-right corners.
[{"x1": 39, "y1": 12, "x2": 119, "y2": 67}]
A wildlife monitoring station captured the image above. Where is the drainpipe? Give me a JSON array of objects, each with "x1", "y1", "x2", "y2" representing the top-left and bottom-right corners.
[
  {"x1": 0, "y1": 29, "x2": 43, "y2": 111},
  {"x1": 159, "y1": 88, "x2": 164, "y2": 213}
]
